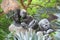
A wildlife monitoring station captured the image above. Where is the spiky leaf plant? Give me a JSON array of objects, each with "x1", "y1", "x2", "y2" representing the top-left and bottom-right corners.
[{"x1": 13, "y1": 31, "x2": 44, "y2": 40}]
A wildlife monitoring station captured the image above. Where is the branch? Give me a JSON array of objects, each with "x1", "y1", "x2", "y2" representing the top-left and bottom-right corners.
[
  {"x1": 20, "y1": 0, "x2": 32, "y2": 10},
  {"x1": 27, "y1": 0, "x2": 32, "y2": 7},
  {"x1": 20, "y1": 0, "x2": 27, "y2": 10}
]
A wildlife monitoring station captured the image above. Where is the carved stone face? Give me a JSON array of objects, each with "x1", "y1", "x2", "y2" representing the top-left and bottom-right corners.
[
  {"x1": 38, "y1": 19, "x2": 50, "y2": 30},
  {"x1": 20, "y1": 9, "x2": 27, "y2": 18}
]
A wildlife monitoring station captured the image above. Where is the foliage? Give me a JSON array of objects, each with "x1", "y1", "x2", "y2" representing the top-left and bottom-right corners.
[
  {"x1": 15, "y1": 31, "x2": 43, "y2": 40},
  {"x1": 0, "y1": 14, "x2": 12, "y2": 33},
  {"x1": 0, "y1": 14, "x2": 12, "y2": 40},
  {"x1": 0, "y1": 28, "x2": 7, "y2": 40},
  {"x1": 31, "y1": 0, "x2": 56, "y2": 7},
  {"x1": 0, "y1": 0, "x2": 3, "y2": 13},
  {"x1": 5, "y1": 31, "x2": 58, "y2": 40},
  {"x1": 0, "y1": 0, "x2": 2, "y2": 4},
  {"x1": 0, "y1": 8, "x2": 3, "y2": 13},
  {"x1": 0, "y1": 29, "x2": 14, "y2": 40},
  {"x1": 0, "y1": 0, "x2": 60, "y2": 40},
  {"x1": 6, "y1": 31, "x2": 44, "y2": 40},
  {"x1": 24, "y1": 0, "x2": 57, "y2": 16}
]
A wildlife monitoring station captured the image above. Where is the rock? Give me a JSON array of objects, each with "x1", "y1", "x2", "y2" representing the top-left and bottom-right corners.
[
  {"x1": 43, "y1": 34, "x2": 48, "y2": 40},
  {"x1": 43, "y1": 31, "x2": 47, "y2": 35},
  {"x1": 20, "y1": 9, "x2": 27, "y2": 18},
  {"x1": 36, "y1": 31, "x2": 43, "y2": 36},
  {"x1": 38, "y1": 19, "x2": 50, "y2": 31},
  {"x1": 28, "y1": 19, "x2": 38, "y2": 30},
  {"x1": 21, "y1": 22, "x2": 28, "y2": 29},
  {"x1": 28, "y1": 28, "x2": 35, "y2": 33},
  {"x1": 43, "y1": 34, "x2": 52, "y2": 40},
  {"x1": 9, "y1": 23, "x2": 28, "y2": 35},
  {"x1": 47, "y1": 29, "x2": 54, "y2": 34},
  {"x1": 47, "y1": 36, "x2": 52, "y2": 40},
  {"x1": 36, "y1": 31, "x2": 44, "y2": 40}
]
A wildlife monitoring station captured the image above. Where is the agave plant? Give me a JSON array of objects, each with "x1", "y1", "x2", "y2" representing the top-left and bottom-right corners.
[
  {"x1": 13, "y1": 31, "x2": 44, "y2": 40},
  {"x1": 53, "y1": 29, "x2": 60, "y2": 40},
  {"x1": 5, "y1": 32, "x2": 14, "y2": 40}
]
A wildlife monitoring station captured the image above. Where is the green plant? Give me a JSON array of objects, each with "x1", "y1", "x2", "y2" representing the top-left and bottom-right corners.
[
  {"x1": 0, "y1": 8, "x2": 3, "y2": 13},
  {"x1": 0, "y1": 28, "x2": 7, "y2": 40},
  {"x1": 0, "y1": 14, "x2": 12, "y2": 33},
  {"x1": 0, "y1": 0, "x2": 60, "y2": 40},
  {"x1": 0, "y1": 0, "x2": 2, "y2": 4},
  {"x1": 8, "y1": 31, "x2": 44, "y2": 40}
]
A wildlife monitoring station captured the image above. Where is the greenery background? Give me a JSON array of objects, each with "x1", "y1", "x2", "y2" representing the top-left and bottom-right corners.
[{"x1": 0, "y1": 0, "x2": 60, "y2": 40}]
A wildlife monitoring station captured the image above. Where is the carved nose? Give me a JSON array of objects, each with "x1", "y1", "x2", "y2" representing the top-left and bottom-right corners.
[{"x1": 45, "y1": 25, "x2": 47, "y2": 26}]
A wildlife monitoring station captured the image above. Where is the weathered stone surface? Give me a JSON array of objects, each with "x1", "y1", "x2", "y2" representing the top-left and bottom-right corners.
[
  {"x1": 38, "y1": 19, "x2": 50, "y2": 31},
  {"x1": 9, "y1": 23, "x2": 28, "y2": 35},
  {"x1": 43, "y1": 34, "x2": 52, "y2": 40},
  {"x1": 47, "y1": 29, "x2": 54, "y2": 34}
]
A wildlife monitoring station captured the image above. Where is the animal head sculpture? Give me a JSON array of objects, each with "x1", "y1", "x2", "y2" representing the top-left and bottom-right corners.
[
  {"x1": 20, "y1": 9, "x2": 27, "y2": 18},
  {"x1": 38, "y1": 19, "x2": 50, "y2": 31}
]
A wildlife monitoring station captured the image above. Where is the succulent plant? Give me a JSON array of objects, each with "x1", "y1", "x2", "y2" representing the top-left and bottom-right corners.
[{"x1": 14, "y1": 31, "x2": 44, "y2": 40}]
